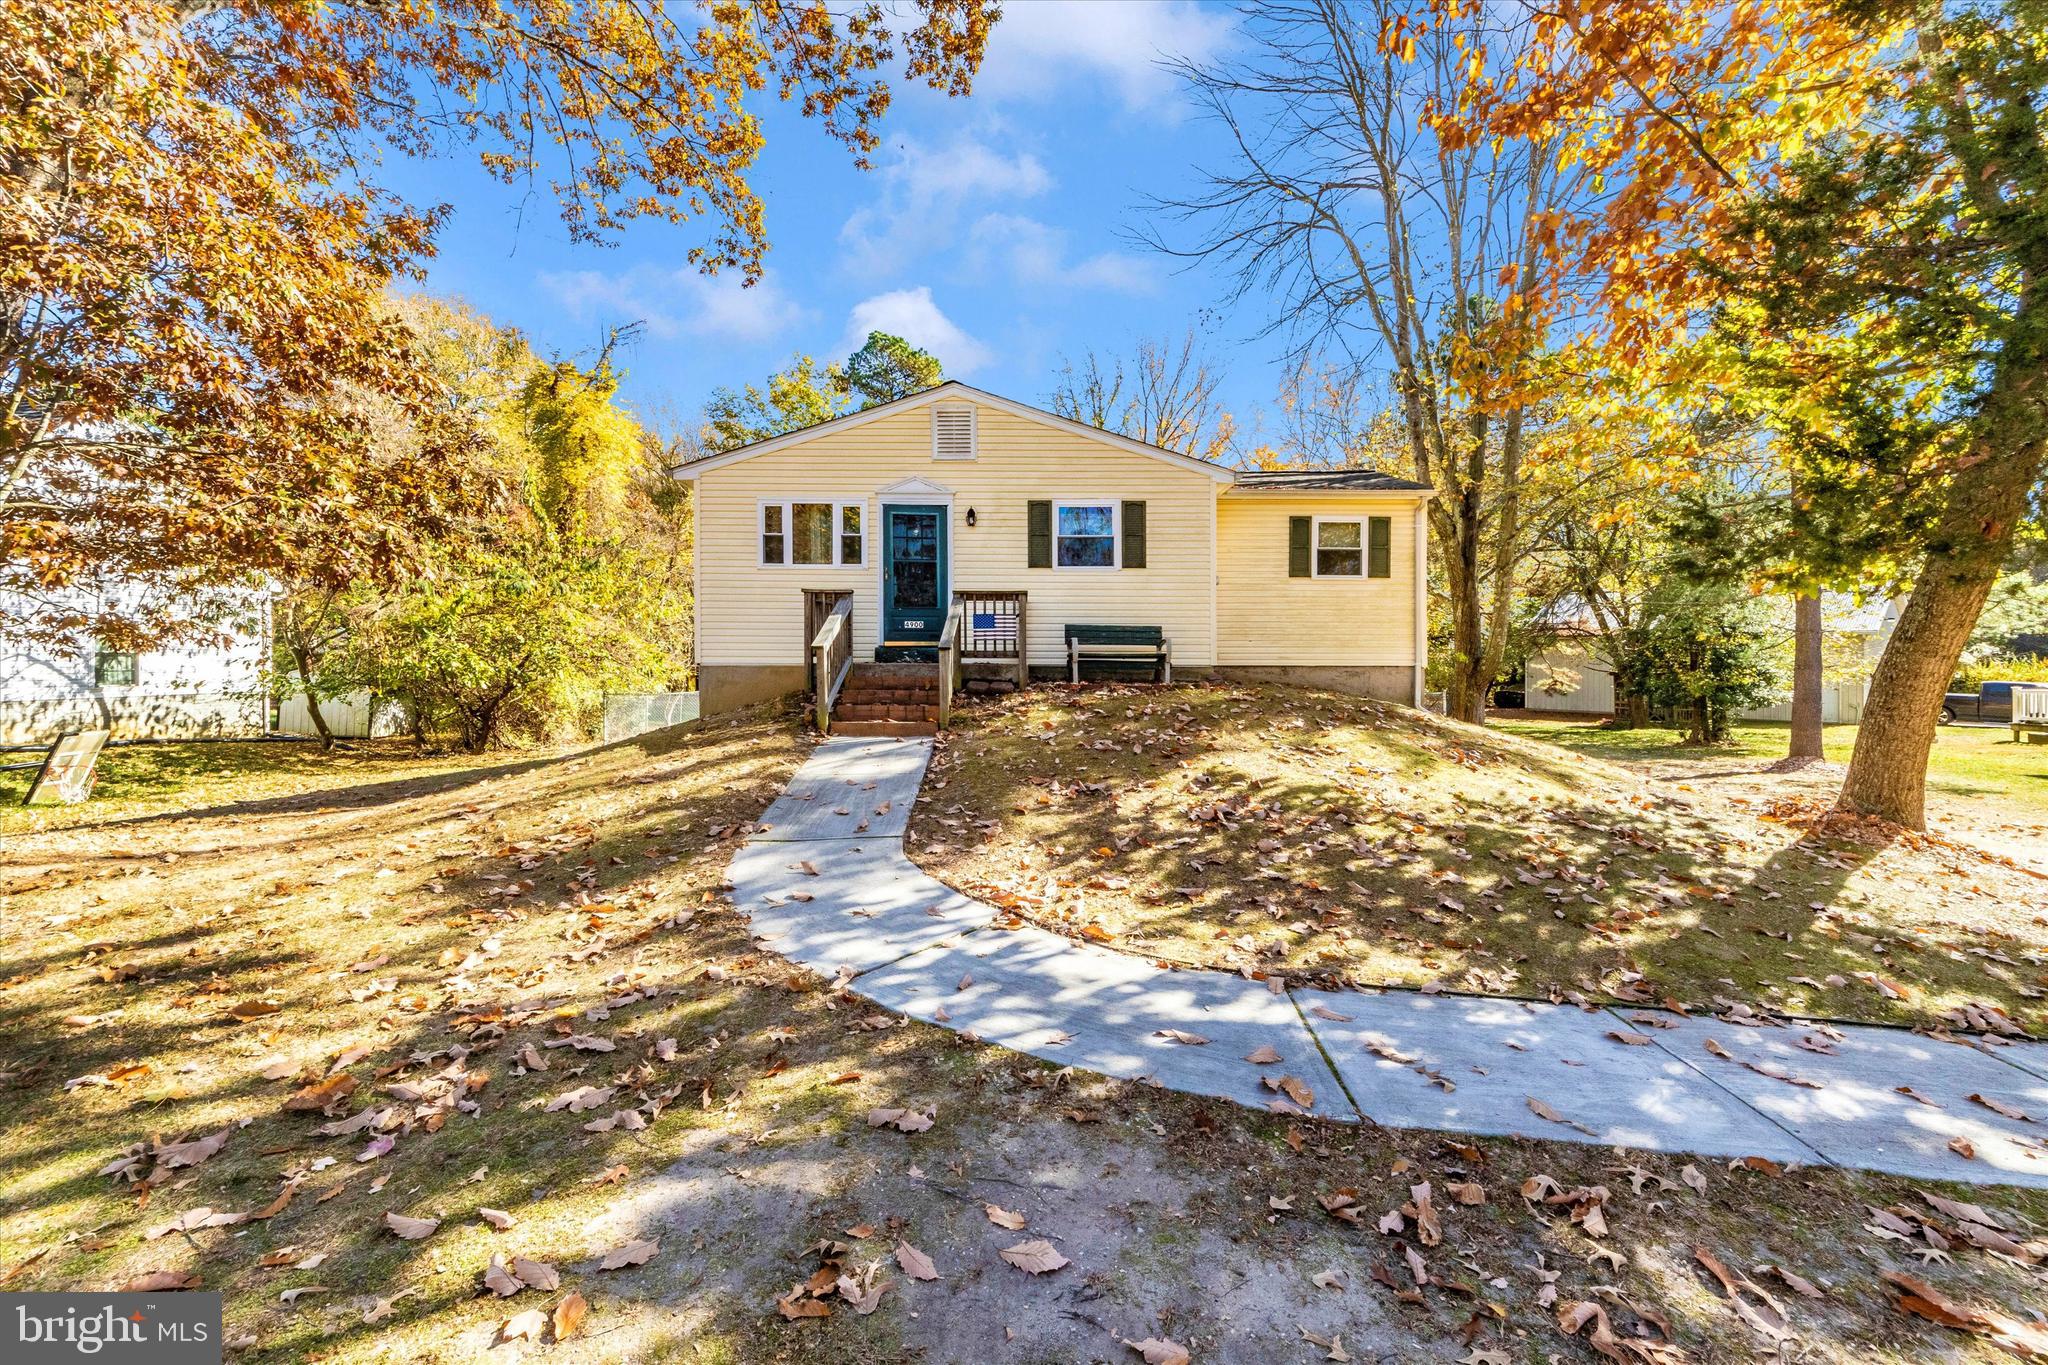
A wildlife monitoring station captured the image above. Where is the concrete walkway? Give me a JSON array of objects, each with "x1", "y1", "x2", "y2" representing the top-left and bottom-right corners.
[{"x1": 731, "y1": 737, "x2": 2048, "y2": 1188}]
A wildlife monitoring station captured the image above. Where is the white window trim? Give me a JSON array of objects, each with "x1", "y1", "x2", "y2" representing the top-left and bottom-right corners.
[
  {"x1": 1052, "y1": 498, "x2": 1120, "y2": 572},
  {"x1": 758, "y1": 498, "x2": 866, "y2": 569},
  {"x1": 1310, "y1": 515, "x2": 1366, "y2": 579},
  {"x1": 931, "y1": 404, "x2": 977, "y2": 460}
]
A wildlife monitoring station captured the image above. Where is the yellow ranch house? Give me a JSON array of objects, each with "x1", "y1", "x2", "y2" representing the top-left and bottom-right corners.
[{"x1": 674, "y1": 382, "x2": 1432, "y2": 734}]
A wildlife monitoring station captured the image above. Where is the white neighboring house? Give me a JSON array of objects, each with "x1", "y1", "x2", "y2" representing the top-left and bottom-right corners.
[
  {"x1": 1523, "y1": 595, "x2": 1898, "y2": 724},
  {"x1": 0, "y1": 584, "x2": 272, "y2": 743}
]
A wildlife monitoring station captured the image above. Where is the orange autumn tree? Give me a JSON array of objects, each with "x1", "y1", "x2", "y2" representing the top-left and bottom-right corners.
[
  {"x1": 1, "y1": 0, "x2": 995, "y2": 648},
  {"x1": 1431, "y1": 2, "x2": 2048, "y2": 829}
]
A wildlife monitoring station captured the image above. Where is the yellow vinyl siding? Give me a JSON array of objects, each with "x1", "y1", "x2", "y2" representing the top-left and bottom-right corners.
[
  {"x1": 1215, "y1": 494, "x2": 1423, "y2": 667},
  {"x1": 693, "y1": 405, "x2": 1218, "y2": 668}
]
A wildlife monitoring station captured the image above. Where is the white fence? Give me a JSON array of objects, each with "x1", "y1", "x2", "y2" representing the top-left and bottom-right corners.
[
  {"x1": 276, "y1": 691, "x2": 407, "y2": 739},
  {"x1": 2017, "y1": 688, "x2": 2048, "y2": 726},
  {"x1": 602, "y1": 692, "x2": 699, "y2": 742}
]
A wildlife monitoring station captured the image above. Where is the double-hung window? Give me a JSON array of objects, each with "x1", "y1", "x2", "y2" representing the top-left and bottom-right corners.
[
  {"x1": 1310, "y1": 515, "x2": 1391, "y2": 578},
  {"x1": 1054, "y1": 500, "x2": 1118, "y2": 569},
  {"x1": 1314, "y1": 518, "x2": 1364, "y2": 577},
  {"x1": 761, "y1": 500, "x2": 864, "y2": 567}
]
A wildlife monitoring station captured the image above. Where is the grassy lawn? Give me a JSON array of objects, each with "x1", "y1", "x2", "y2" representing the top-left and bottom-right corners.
[
  {"x1": 915, "y1": 684, "x2": 2048, "y2": 1035},
  {"x1": 0, "y1": 737, "x2": 553, "y2": 837},
  {"x1": 4, "y1": 703, "x2": 2047, "y2": 1363},
  {"x1": 1493, "y1": 715, "x2": 2048, "y2": 818}
]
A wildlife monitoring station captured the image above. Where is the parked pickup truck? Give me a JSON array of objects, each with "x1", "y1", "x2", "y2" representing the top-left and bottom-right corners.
[{"x1": 1940, "y1": 680, "x2": 2048, "y2": 724}]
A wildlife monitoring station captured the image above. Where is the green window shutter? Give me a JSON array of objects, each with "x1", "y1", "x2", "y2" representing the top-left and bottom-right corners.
[
  {"x1": 1121, "y1": 500, "x2": 1147, "y2": 568},
  {"x1": 1287, "y1": 516, "x2": 1312, "y2": 577},
  {"x1": 1027, "y1": 500, "x2": 1052, "y2": 568},
  {"x1": 1368, "y1": 516, "x2": 1392, "y2": 578}
]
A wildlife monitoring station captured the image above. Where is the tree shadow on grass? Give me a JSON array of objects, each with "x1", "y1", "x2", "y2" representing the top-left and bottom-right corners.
[
  {"x1": 0, "y1": 712, "x2": 1017, "y2": 1359},
  {"x1": 915, "y1": 683, "x2": 2048, "y2": 1034}
]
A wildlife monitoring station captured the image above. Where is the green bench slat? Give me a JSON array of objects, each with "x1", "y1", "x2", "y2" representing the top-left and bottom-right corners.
[{"x1": 1065, "y1": 625, "x2": 1164, "y2": 646}]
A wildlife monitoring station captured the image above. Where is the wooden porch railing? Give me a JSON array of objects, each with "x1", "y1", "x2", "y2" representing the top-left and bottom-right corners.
[
  {"x1": 936, "y1": 601, "x2": 965, "y2": 728},
  {"x1": 809, "y1": 596, "x2": 854, "y2": 732},
  {"x1": 952, "y1": 590, "x2": 1028, "y2": 689}
]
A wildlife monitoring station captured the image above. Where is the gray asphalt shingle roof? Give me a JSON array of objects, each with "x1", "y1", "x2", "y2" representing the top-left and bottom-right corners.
[{"x1": 1229, "y1": 468, "x2": 1433, "y2": 492}]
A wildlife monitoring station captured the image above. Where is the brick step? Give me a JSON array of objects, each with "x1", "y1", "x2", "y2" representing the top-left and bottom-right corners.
[
  {"x1": 840, "y1": 686, "x2": 938, "y2": 704},
  {"x1": 837, "y1": 696, "x2": 939, "y2": 710},
  {"x1": 835, "y1": 703, "x2": 939, "y2": 723},
  {"x1": 831, "y1": 719, "x2": 938, "y2": 738}
]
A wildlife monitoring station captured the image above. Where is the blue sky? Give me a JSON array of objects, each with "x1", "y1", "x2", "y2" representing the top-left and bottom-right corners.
[{"x1": 378, "y1": 2, "x2": 1290, "y2": 445}]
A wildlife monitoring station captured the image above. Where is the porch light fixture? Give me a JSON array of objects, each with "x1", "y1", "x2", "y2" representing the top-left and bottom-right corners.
[{"x1": 965, "y1": 507, "x2": 978, "y2": 527}]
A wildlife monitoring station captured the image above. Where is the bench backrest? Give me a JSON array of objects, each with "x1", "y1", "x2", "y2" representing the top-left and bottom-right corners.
[{"x1": 1065, "y1": 624, "x2": 1164, "y2": 646}]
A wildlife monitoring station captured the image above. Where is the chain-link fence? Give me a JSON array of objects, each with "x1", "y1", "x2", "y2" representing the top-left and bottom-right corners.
[{"x1": 602, "y1": 691, "x2": 700, "y2": 743}]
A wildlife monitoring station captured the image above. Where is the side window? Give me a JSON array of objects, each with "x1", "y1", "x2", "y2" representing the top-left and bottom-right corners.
[
  {"x1": 1314, "y1": 519, "x2": 1363, "y2": 577},
  {"x1": 95, "y1": 650, "x2": 139, "y2": 687}
]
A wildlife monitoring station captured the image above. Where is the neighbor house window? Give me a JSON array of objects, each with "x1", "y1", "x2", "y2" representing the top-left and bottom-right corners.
[
  {"x1": 1054, "y1": 501, "x2": 1118, "y2": 569},
  {"x1": 94, "y1": 649, "x2": 138, "y2": 687},
  {"x1": 761, "y1": 501, "x2": 863, "y2": 567}
]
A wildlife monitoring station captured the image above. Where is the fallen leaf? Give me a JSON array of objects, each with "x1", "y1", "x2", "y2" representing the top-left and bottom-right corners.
[
  {"x1": 512, "y1": 1257, "x2": 559, "y2": 1292},
  {"x1": 866, "y1": 1107, "x2": 934, "y2": 1133},
  {"x1": 776, "y1": 1286, "x2": 829, "y2": 1319},
  {"x1": 1153, "y1": 1029, "x2": 1210, "y2": 1046},
  {"x1": 121, "y1": 1271, "x2": 201, "y2": 1292},
  {"x1": 1244, "y1": 1045, "x2": 1283, "y2": 1064},
  {"x1": 479, "y1": 1208, "x2": 517, "y2": 1231},
  {"x1": 1968, "y1": 1093, "x2": 2031, "y2": 1122},
  {"x1": 499, "y1": 1308, "x2": 547, "y2": 1343},
  {"x1": 1122, "y1": 1337, "x2": 1191, "y2": 1365},
  {"x1": 983, "y1": 1203, "x2": 1028, "y2": 1230},
  {"x1": 999, "y1": 1239, "x2": 1069, "y2": 1274},
  {"x1": 482, "y1": 1256, "x2": 522, "y2": 1297},
  {"x1": 894, "y1": 1240, "x2": 938, "y2": 1281},
  {"x1": 383, "y1": 1212, "x2": 438, "y2": 1241},
  {"x1": 1694, "y1": 1245, "x2": 1790, "y2": 1341},
  {"x1": 553, "y1": 1290, "x2": 588, "y2": 1341},
  {"x1": 598, "y1": 1238, "x2": 658, "y2": 1270}
]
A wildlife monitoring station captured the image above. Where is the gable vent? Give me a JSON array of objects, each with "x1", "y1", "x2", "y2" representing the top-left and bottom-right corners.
[{"x1": 932, "y1": 404, "x2": 976, "y2": 460}]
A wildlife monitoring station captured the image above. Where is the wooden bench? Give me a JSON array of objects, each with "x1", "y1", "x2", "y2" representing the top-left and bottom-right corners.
[{"x1": 1065, "y1": 624, "x2": 1171, "y2": 684}]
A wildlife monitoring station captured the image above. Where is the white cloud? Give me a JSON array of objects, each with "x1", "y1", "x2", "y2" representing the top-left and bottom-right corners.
[
  {"x1": 966, "y1": 213, "x2": 1160, "y2": 295},
  {"x1": 838, "y1": 287, "x2": 992, "y2": 374},
  {"x1": 839, "y1": 132, "x2": 1052, "y2": 278},
  {"x1": 972, "y1": 1, "x2": 1237, "y2": 114},
  {"x1": 537, "y1": 265, "x2": 807, "y2": 344}
]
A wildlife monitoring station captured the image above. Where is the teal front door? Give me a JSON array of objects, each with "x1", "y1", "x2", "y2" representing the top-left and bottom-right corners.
[{"x1": 881, "y1": 505, "x2": 947, "y2": 652}]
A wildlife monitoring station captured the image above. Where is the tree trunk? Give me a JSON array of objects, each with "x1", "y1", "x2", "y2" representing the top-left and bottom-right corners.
[
  {"x1": 1446, "y1": 485, "x2": 1487, "y2": 724},
  {"x1": 1837, "y1": 343, "x2": 2045, "y2": 828},
  {"x1": 1787, "y1": 594, "x2": 1824, "y2": 761},
  {"x1": 290, "y1": 646, "x2": 335, "y2": 751},
  {"x1": 1836, "y1": 568, "x2": 2001, "y2": 828}
]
